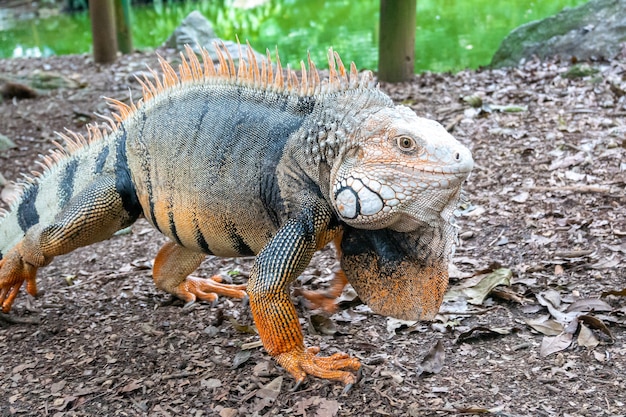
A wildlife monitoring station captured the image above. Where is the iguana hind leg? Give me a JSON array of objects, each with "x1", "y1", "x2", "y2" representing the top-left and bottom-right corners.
[
  {"x1": 0, "y1": 176, "x2": 139, "y2": 312},
  {"x1": 152, "y1": 241, "x2": 246, "y2": 304}
]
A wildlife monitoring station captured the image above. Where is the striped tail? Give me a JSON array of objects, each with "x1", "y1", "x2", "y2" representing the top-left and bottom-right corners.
[{"x1": 0, "y1": 125, "x2": 121, "y2": 259}]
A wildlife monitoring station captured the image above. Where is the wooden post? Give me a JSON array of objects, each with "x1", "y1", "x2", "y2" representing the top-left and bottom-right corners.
[
  {"x1": 89, "y1": 0, "x2": 118, "y2": 63},
  {"x1": 114, "y1": 0, "x2": 133, "y2": 54},
  {"x1": 378, "y1": 0, "x2": 416, "y2": 83}
]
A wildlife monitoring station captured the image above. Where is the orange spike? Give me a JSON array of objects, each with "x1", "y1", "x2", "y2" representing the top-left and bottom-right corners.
[
  {"x1": 246, "y1": 41, "x2": 260, "y2": 84},
  {"x1": 236, "y1": 41, "x2": 247, "y2": 81},
  {"x1": 274, "y1": 47, "x2": 284, "y2": 90},
  {"x1": 265, "y1": 48, "x2": 274, "y2": 86},
  {"x1": 185, "y1": 45, "x2": 203, "y2": 80},
  {"x1": 214, "y1": 42, "x2": 229, "y2": 77},
  {"x1": 300, "y1": 60, "x2": 308, "y2": 95},
  {"x1": 222, "y1": 42, "x2": 237, "y2": 78},
  {"x1": 288, "y1": 68, "x2": 299, "y2": 91},
  {"x1": 201, "y1": 46, "x2": 217, "y2": 77},
  {"x1": 260, "y1": 57, "x2": 267, "y2": 88},
  {"x1": 307, "y1": 52, "x2": 319, "y2": 93},
  {"x1": 179, "y1": 51, "x2": 192, "y2": 82},
  {"x1": 334, "y1": 51, "x2": 347, "y2": 80},
  {"x1": 349, "y1": 62, "x2": 358, "y2": 89},
  {"x1": 146, "y1": 68, "x2": 162, "y2": 95},
  {"x1": 327, "y1": 47, "x2": 337, "y2": 86}
]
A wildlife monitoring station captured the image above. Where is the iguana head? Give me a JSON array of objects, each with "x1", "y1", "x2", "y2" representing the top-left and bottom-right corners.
[{"x1": 330, "y1": 105, "x2": 473, "y2": 232}]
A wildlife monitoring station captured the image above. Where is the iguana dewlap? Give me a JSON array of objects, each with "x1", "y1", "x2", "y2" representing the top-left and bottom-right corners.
[{"x1": 0, "y1": 44, "x2": 473, "y2": 388}]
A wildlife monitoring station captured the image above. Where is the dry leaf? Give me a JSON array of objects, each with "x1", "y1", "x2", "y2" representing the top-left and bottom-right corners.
[
  {"x1": 577, "y1": 323, "x2": 599, "y2": 348},
  {"x1": 566, "y1": 298, "x2": 612, "y2": 313},
  {"x1": 525, "y1": 316, "x2": 564, "y2": 336},
  {"x1": 50, "y1": 380, "x2": 66, "y2": 394},
  {"x1": 256, "y1": 376, "x2": 282, "y2": 402},
  {"x1": 444, "y1": 268, "x2": 512, "y2": 305},
  {"x1": 228, "y1": 316, "x2": 257, "y2": 334},
  {"x1": 578, "y1": 315, "x2": 614, "y2": 341},
  {"x1": 601, "y1": 287, "x2": 626, "y2": 297},
  {"x1": 119, "y1": 379, "x2": 142, "y2": 393},
  {"x1": 535, "y1": 292, "x2": 579, "y2": 323},
  {"x1": 540, "y1": 332, "x2": 573, "y2": 357},
  {"x1": 416, "y1": 340, "x2": 445, "y2": 376},
  {"x1": 456, "y1": 326, "x2": 514, "y2": 343},
  {"x1": 231, "y1": 350, "x2": 251, "y2": 369},
  {"x1": 309, "y1": 314, "x2": 338, "y2": 335}
]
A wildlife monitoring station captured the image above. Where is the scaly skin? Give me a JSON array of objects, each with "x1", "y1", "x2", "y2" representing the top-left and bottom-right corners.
[{"x1": 0, "y1": 44, "x2": 473, "y2": 388}]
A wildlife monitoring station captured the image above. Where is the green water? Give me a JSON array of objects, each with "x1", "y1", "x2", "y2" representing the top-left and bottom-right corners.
[{"x1": 0, "y1": 0, "x2": 588, "y2": 72}]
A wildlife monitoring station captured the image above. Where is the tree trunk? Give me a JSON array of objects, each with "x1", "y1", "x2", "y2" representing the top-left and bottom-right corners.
[
  {"x1": 378, "y1": 0, "x2": 416, "y2": 83},
  {"x1": 90, "y1": 0, "x2": 118, "y2": 64},
  {"x1": 114, "y1": 0, "x2": 133, "y2": 54}
]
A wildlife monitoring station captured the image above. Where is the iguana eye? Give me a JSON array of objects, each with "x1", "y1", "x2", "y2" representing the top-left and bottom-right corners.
[{"x1": 396, "y1": 136, "x2": 416, "y2": 151}]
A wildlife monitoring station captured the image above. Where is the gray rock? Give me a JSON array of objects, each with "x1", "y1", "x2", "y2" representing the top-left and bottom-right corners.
[
  {"x1": 165, "y1": 11, "x2": 265, "y2": 64},
  {"x1": 491, "y1": 0, "x2": 626, "y2": 68}
]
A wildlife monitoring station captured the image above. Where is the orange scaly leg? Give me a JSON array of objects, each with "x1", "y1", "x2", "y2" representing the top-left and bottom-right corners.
[
  {"x1": 248, "y1": 212, "x2": 360, "y2": 388},
  {"x1": 0, "y1": 243, "x2": 39, "y2": 313},
  {"x1": 153, "y1": 241, "x2": 246, "y2": 304}
]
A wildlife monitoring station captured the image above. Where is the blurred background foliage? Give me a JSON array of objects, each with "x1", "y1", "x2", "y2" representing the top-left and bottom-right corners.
[{"x1": 0, "y1": 0, "x2": 588, "y2": 72}]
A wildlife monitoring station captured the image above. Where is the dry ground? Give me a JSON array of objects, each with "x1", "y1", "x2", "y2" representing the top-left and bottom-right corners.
[{"x1": 0, "y1": 48, "x2": 624, "y2": 417}]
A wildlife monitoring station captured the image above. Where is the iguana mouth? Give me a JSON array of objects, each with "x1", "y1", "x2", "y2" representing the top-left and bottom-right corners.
[{"x1": 340, "y1": 225, "x2": 450, "y2": 321}]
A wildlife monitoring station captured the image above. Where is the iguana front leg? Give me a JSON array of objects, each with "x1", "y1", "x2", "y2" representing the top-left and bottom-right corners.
[
  {"x1": 0, "y1": 176, "x2": 139, "y2": 312},
  {"x1": 153, "y1": 241, "x2": 246, "y2": 304},
  {"x1": 248, "y1": 202, "x2": 360, "y2": 387}
]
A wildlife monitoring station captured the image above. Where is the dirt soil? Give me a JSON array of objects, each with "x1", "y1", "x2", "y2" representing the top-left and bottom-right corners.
[{"x1": 0, "y1": 48, "x2": 625, "y2": 417}]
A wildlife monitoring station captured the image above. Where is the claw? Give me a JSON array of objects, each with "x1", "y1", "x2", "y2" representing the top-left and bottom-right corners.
[
  {"x1": 291, "y1": 379, "x2": 305, "y2": 392},
  {"x1": 275, "y1": 346, "x2": 361, "y2": 387},
  {"x1": 0, "y1": 247, "x2": 39, "y2": 313},
  {"x1": 341, "y1": 383, "x2": 353, "y2": 395}
]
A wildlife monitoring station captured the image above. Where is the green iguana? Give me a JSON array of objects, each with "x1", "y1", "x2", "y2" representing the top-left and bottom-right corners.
[{"x1": 0, "y1": 44, "x2": 473, "y2": 389}]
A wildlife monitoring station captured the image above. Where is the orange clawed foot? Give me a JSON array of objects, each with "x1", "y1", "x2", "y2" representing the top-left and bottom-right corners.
[
  {"x1": 276, "y1": 346, "x2": 361, "y2": 391},
  {"x1": 175, "y1": 275, "x2": 247, "y2": 305},
  {"x1": 0, "y1": 247, "x2": 38, "y2": 313}
]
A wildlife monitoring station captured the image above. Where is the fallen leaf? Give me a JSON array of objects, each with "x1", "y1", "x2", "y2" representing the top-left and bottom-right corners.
[
  {"x1": 444, "y1": 268, "x2": 512, "y2": 305},
  {"x1": 219, "y1": 408, "x2": 238, "y2": 417},
  {"x1": 565, "y1": 298, "x2": 613, "y2": 313},
  {"x1": 577, "y1": 323, "x2": 599, "y2": 348},
  {"x1": 540, "y1": 332, "x2": 573, "y2": 357},
  {"x1": 227, "y1": 316, "x2": 257, "y2": 334},
  {"x1": 525, "y1": 316, "x2": 564, "y2": 336},
  {"x1": 231, "y1": 350, "x2": 251, "y2": 369},
  {"x1": 578, "y1": 315, "x2": 614, "y2": 341},
  {"x1": 601, "y1": 287, "x2": 626, "y2": 297},
  {"x1": 201, "y1": 378, "x2": 222, "y2": 389},
  {"x1": 386, "y1": 317, "x2": 418, "y2": 334},
  {"x1": 309, "y1": 314, "x2": 338, "y2": 335},
  {"x1": 456, "y1": 326, "x2": 515, "y2": 343},
  {"x1": 416, "y1": 340, "x2": 445, "y2": 376},
  {"x1": 256, "y1": 376, "x2": 282, "y2": 402},
  {"x1": 50, "y1": 380, "x2": 66, "y2": 394},
  {"x1": 535, "y1": 293, "x2": 579, "y2": 323},
  {"x1": 511, "y1": 191, "x2": 529, "y2": 203},
  {"x1": 119, "y1": 379, "x2": 142, "y2": 393}
]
